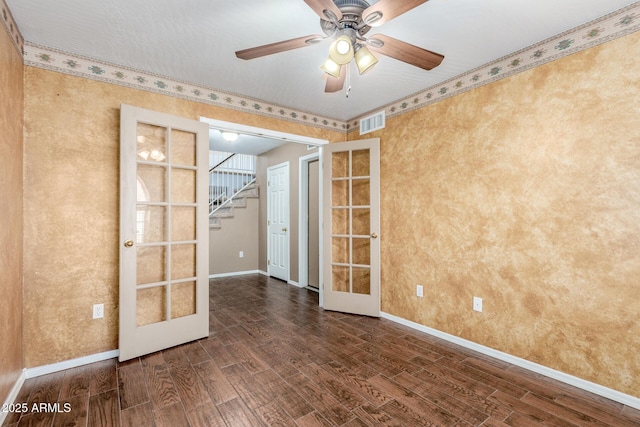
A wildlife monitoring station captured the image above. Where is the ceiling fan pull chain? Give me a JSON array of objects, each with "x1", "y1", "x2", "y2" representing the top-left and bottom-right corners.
[{"x1": 345, "y1": 63, "x2": 352, "y2": 98}]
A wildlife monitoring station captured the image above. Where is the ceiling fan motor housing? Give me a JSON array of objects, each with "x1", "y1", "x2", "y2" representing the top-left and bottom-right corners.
[{"x1": 320, "y1": 0, "x2": 372, "y2": 37}]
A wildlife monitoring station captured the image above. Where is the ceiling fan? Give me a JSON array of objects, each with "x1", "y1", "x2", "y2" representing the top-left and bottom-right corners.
[{"x1": 235, "y1": 0, "x2": 444, "y2": 93}]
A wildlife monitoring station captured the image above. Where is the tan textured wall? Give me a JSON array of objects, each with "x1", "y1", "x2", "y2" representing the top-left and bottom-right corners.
[
  {"x1": 209, "y1": 197, "x2": 259, "y2": 275},
  {"x1": 0, "y1": 21, "x2": 24, "y2": 403},
  {"x1": 352, "y1": 33, "x2": 640, "y2": 396},
  {"x1": 22, "y1": 67, "x2": 343, "y2": 367}
]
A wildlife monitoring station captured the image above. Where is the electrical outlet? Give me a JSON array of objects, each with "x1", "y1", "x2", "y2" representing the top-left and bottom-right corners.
[
  {"x1": 93, "y1": 303, "x2": 104, "y2": 319},
  {"x1": 239, "y1": 251, "x2": 244, "y2": 258},
  {"x1": 416, "y1": 285, "x2": 423, "y2": 298},
  {"x1": 473, "y1": 297, "x2": 483, "y2": 312}
]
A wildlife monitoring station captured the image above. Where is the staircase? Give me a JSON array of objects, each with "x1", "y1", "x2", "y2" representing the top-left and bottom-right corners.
[{"x1": 209, "y1": 152, "x2": 259, "y2": 229}]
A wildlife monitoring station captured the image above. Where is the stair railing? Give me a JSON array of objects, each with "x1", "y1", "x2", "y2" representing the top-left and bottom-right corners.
[{"x1": 209, "y1": 152, "x2": 257, "y2": 216}]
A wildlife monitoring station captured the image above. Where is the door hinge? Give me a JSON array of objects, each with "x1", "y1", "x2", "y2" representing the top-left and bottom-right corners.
[
  {"x1": 267, "y1": 219, "x2": 271, "y2": 226},
  {"x1": 267, "y1": 259, "x2": 271, "y2": 265}
]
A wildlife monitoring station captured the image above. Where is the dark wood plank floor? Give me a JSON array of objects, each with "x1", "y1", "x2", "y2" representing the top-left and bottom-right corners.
[{"x1": 4, "y1": 274, "x2": 640, "y2": 426}]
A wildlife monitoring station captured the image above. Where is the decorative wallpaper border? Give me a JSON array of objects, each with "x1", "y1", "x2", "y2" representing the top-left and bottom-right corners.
[
  {"x1": 8, "y1": 1, "x2": 640, "y2": 133},
  {"x1": 349, "y1": 1, "x2": 640, "y2": 131},
  {"x1": 22, "y1": 43, "x2": 348, "y2": 133},
  {"x1": 1, "y1": 0, "x2": 24, "y2": 55}
]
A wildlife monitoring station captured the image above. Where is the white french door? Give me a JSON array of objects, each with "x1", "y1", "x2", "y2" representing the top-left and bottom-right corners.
[
  {"x1": 119, "y1": 104, "x2": 209, "y2": 361},
  {"x1": 267, "y1": 162, "x2": 290, "y2": 281},
  {"x1": 322, "y1": 139, "x2": 380, "y2": 317}
]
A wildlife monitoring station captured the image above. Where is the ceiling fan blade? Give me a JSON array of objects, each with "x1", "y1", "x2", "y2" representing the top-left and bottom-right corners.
[
  {"x1": 304, "y1": 0, "x2": 343, "y2": 22},
  {"x1": 368, "y1": 34, "x2": 444, "y2": 70},
  {"x1": 325, "y1": 66, "x2": 346, "y2": 93},
  {"x1": 236, "y1": 34, "x2": 324, "y2": 60},
  {"x1": 362, "y1": 0, "x2": 428, "y2": 27}
]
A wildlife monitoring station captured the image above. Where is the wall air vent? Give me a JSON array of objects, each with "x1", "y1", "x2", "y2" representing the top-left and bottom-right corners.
[{"x1": 359, "y1": 110, "x2": 385, "y2": 135}]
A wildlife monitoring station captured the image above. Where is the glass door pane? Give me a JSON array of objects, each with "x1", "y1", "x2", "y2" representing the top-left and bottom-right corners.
[
  {"x1": 135, "y1": 123, "x2": 199, "y2": 326},
  {"x1": 329, "y1": 149, "x2": 372, "y2": 295}
]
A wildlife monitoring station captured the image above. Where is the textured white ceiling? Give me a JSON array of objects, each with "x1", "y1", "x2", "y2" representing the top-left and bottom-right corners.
[
  {"x1": 209, "y1": 131, "x2": 292, "y2": 156},
  {"x1": 6, "y1": 0, "x2": 638, "y2": 121}
]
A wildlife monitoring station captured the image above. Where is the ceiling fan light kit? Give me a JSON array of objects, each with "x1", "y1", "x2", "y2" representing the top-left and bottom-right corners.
[
  {"x1": 329, "y1": 34, "x2": 355, "y2": 64},
  {"x1": 236, "y1": 0, "x2": 443, "y2": 93},
  {"x1": 335, "y1": 36, "x2": 352, "y2": 55},
  {"x1": 320, "y1": 57, "x2": 342, "y2": 78},
  {"x1": 354, "y1": 44, "x2": 378, "y2": 74}
]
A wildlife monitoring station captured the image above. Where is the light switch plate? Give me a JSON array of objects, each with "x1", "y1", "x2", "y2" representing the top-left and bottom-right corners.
[{"x1": 473, "y1": 297, "x2": 483, "y2": 312}]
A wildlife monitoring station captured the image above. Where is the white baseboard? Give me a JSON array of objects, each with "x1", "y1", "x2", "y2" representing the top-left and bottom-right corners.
[
  {"x1": 24, "y1": 350, "x2": 119, "y2": 379},
  {"x1": 210, "y1": 270, "x2": 290, "y2": 282},
  {"x1": 381, "y1": 312, "x2": 640, "y2": 410},
  {"x1": 288, "y1": 280, "x2": 302, "y2": 288},
  {"x1": 209, "y1": 270, "x2": 260, "y2": 279},
  {"x1": 0, "y1": 369, "x2": 26, "y2": 425},
  {"x1": 1, "y1": 349, "x2": 119, "y2": 424}
]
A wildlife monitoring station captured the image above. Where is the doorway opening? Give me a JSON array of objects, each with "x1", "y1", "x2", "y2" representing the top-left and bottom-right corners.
[
  {"x1": 199, "y1": 117, "x2": 327, "y2": 292},
  {"x1": 299, "y1": 152, "x2": 321, "y2": 296}
]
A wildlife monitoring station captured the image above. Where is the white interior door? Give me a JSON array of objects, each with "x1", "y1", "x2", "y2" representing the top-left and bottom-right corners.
[
  {"x1": 119, "y1": 104, "x2": 209, "y2": 361},
  {"x1": 322, "y1": 139, "x2": 380, "y2": 317},
  {"x1": 267, "y1": 162, "x2": 290, "y2": 281}
]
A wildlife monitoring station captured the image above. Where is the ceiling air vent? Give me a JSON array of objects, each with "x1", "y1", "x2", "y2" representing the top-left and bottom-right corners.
[{"x1": 359, "y1": 110, "x2": 385, "y2": 135}]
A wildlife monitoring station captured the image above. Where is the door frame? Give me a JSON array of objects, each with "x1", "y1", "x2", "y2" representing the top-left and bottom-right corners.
[
  {"x1": 267, "y1": 161, "x2": 290, "y2": 281},
  {"x1": 198, "y1": 117, "x2": 329, "y2": 147},
  {"x1": 298, "y1": 152, "x2": 322, "y2": 296},
  {"x1": 198, "y1": 117, "x2": 328, "y2": 290}
]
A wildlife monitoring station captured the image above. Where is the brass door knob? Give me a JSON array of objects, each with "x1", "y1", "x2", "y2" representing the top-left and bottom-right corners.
[
  {"x1": 371, "y1": 233, "x2": 378, "y2": 239},
  {"x1": 123, "y1": 240, "x2": 134, "y2": 248},
  {"x1": 282, "y1": 227, "x2": 288, "y2": 232}
]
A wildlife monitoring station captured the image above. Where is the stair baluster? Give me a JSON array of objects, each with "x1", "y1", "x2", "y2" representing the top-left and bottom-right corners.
[{"x1": 209, "y1": 152, "x2": 258, "y2": 227}]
